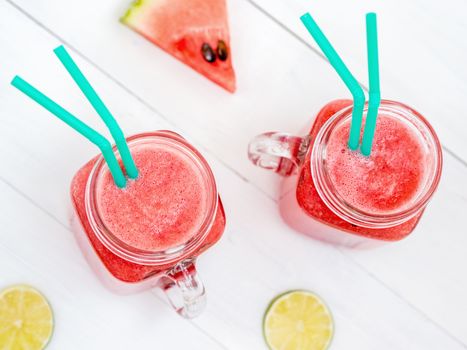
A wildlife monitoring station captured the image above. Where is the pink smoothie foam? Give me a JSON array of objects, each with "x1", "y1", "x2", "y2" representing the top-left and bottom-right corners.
[
  {"x1": 326, "y1": 114, "x2": 426, "y2": 214},
  {"x1": 95, "y1": 143, "x2": 208, "y2": 251},
  {"x1": 294, "y1": 100, "x2": 427, "y2": 241}
]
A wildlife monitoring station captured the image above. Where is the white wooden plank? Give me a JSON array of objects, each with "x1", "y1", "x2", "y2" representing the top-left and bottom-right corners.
[
  {"x1": 341, "y1": 154, "x2": 467, "y2": 345},
  {"x1": 248, "y1": 0, "x2": 467, "y2": 162},
  {"x1": 196, "y1": 155, "x2": 467, "y2": 349},
  {"x1": 1, "y1": 0, "x2": 467, "y2": 349},
  {"x1": 5, "y1": 0, "x2": 352, "y2": 199}
]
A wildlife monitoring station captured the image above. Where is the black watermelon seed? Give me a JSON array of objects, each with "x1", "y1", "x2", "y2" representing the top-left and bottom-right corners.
[
  {"x1": 201, "y1": 43, "x2": 216, "y2": 63},
  {"x1": 217, "y1": 40, "x2": 228, "y2": 61}
]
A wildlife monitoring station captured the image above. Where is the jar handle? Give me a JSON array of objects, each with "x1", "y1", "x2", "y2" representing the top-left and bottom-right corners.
[
  {"x1": 248, "y1": 132, "x2": 310, "y2": 176},
  {"x1": 162, "y1": 258, "x2": 206, "y2": 318}
]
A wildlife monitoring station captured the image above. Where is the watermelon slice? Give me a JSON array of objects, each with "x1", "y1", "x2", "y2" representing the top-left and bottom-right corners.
[{"x1": 121, "y1": 0, "x2": 236, "y2": 92}]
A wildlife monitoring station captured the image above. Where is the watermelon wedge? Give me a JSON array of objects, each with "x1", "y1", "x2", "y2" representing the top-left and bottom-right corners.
[{"x1": 121, "y1": 0, "x2": 236, "y2": 92}]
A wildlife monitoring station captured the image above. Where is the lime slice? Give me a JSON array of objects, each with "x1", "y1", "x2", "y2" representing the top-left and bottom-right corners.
[
  {"x1": 263, "y1": 290, "x2": 333, "y2": 350},
  {"x1": 0, "y1": 285, "x2": 54, "y2": 350}
]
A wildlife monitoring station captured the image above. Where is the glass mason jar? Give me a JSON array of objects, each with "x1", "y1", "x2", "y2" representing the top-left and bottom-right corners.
[
  {"x1": 248, "y1": 100, "x2": 442, "y2": 248},
  {"x1": 71, "y1": 131, "x2": 226, "y2": 318}
]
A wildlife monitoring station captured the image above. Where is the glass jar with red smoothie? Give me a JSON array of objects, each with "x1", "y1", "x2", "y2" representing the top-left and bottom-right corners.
[
  {"x1": 71, "y1": 131, "x2": 225, "y2": 318},
  {"x1": 248, "y1": 100, "x2": 442, "y2": 247}
]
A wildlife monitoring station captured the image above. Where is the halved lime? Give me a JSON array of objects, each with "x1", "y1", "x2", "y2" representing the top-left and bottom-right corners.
[
  {"x1": 263, "y1": 290, "x2": 333, "y2": 350},
  {"x1": 0, "y1": 285, "x2": 54, "y2": 350}
]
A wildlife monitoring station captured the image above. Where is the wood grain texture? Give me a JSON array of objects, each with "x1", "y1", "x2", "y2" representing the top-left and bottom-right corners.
[{"x1": 1, "y1": 0, "x2": 467, "y2": 349}]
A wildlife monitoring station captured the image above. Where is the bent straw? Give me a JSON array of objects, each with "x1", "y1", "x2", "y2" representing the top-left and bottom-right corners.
[
  {"x1": 300, "y1": 13, "x2": 365, "y2": 151},
  {"x1": 53, "y1": 45, "x2": 138, "y2": 179},
  {"x1": 11, "y1": 76, "x2": 127, "y2": 188},
  {"x1": 361, "y1": 13, "x2": 381, "y2": 156}
]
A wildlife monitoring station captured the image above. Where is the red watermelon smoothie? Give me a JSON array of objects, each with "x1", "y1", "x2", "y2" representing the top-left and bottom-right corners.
[
  {"x1": 324, "y1": 112, "x2": 425, "y2": 216},
  {"x1": 250, "y1": 100, "x2": 442, "y2": 247},
  {"x1": 96, "y1": 144, "x2": 208, "y2": 252},
  {"x1": 71, "y1": 131, "x2": 225, "y2": 294}
]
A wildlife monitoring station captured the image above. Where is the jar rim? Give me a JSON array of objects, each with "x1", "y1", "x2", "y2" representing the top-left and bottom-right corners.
[
  {"x1": 310, "y1": 100, "x2": 443, "y2": 228},
  {"x1": 84, "y1": 131, "x2": 218, "y2": 265}
]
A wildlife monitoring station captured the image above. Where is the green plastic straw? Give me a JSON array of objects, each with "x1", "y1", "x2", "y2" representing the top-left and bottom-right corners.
[
  {"x1": 361, "y1": 13, "x2": 381, "y2": 156},
  {"x1": 53, "y1": 45, "x2": 138, "y2": 179},
  {"x1": 300, "y1": 13, "x2": 365, "y2": 151},
  {"x1": 11, "y1": 76, "x2": 127, "y2": 188}
]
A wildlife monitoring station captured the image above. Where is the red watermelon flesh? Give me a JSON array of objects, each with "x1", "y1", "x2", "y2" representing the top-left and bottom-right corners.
[{"x1": 122, "y1": 0, "x2": 236, "y2": 92}]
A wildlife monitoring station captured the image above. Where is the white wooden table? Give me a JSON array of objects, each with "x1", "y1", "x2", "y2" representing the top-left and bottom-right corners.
[{"x1": 1, "y1": 0, "x2": 466, "y2": 348}]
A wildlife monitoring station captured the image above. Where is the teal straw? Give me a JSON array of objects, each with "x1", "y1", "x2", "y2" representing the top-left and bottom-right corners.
[
  {"x1": 361, "y1": 13, "x2": 381, "y2": 156},
  {"x1": 300, "y1": 13, "x2": 365, "y2": 151},
  {"x1": 11, "y1": 76, "x2": 127, "y2": 188},
  {"x1": 53, "y1": 45, "x2": 138, "y2": 179}
]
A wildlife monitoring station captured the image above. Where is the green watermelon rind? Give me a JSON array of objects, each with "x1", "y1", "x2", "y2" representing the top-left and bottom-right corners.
[{"x1": 120, "y1": 0, "x2": 146, "y2": 24}]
